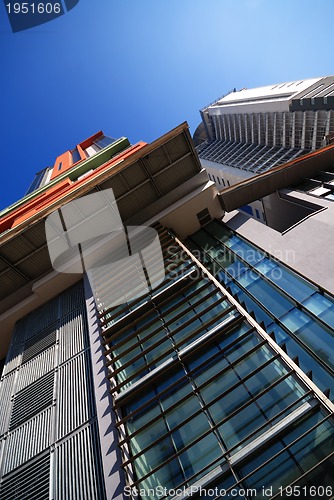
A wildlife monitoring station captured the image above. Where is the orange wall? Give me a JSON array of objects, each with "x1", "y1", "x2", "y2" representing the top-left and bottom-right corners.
[
  {"x1": 0, "y1": 141, "x2": 147, "y2": 234},
  {"x1": 50, "y1": 131, "x2": 104, "y2": 181}
]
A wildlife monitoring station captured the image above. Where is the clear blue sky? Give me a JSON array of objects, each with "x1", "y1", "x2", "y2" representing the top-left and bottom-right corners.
[{"x1": 1, "y1": 0, "x2": 334, "y2": 209}]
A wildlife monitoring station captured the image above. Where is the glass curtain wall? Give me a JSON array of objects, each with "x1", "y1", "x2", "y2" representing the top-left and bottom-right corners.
[
  {"x1": 187, "y1": 219, "x2": 334, "y2": 401},
  {"x1": 93, "y1": 224, "x2": 334, "y2": 500}
]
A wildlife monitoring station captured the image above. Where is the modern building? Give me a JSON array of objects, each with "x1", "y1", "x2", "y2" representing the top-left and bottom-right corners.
[
  {"x1": 0, "y1": 123, "x2": 334, "y2": 500},
  {"x1": 194, "y1": 76, "x2": 334, "y2": 222}
]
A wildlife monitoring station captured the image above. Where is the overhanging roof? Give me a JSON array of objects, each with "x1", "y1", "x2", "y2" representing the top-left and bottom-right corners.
[
  {"x1": 218, "y1": 142, "x2": 334, "y2": 212},
  {"x1": 0, "y1": 122, "x2": 202, "y2": 308}
]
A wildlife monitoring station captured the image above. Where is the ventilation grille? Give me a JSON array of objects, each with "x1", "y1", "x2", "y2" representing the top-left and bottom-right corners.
[
  {"x1": 0, "y1": 452, "x2": 50, "y2": 500},
  {"x1": 197, "y1": 208, "x2": 212, "y2": 226},
  {"x1": 58, "y1": 308, "x2": 88, "y2": 364},
  {"x1": 16, "y1": 347, "x2": 55, "y2": 394},
  {"x1": 22, "y1": 326, "x2": 57, "y2": 364},
  {"x1": 0, "y1": 372, "x2": 16, "y2": 437},
  {"x1": 55, "y1": 422, "x2": 105, "y2": 500},
  {"x1": 57, "y1": 351, "x2": 94, "y2": 440},
  {"x1": 23, "y1": 301, "x2": 59, "y2": 341},
  {"x1": 60, "y1": 280, "x2": 85, "y2": 316},
  {"x1": 10, "y1": 372, "x2": 54, "y2": 430},
  {"x1": 3, "y1": 408, "x2": 52, "y2": 475},
  {"x1": 2, "y1": 324, "x2": 24, "y2": 376}
]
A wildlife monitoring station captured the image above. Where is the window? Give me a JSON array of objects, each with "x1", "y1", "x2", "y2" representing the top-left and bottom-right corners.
[
  {"x1": 71, "y1": 148, "x2": 81, "y2": 164},
  {"x1": 93, "y1": 135, "x2": 115, "y2": 149},
  {"x1": 58, "y1": 162, "x2": 62, "y2": 171},
  {"x1": 240, "y1": 205, "x2": 253, "y2": 216},
  {"x1": 25, "y1": 168, "x2": 50, "y2": 195},
  {"x1": 197, "y1": 208, "x2": 212, "y2": 226},
  {"x1": 187, "y1": 219, "x2": 334, "y2": 395}
]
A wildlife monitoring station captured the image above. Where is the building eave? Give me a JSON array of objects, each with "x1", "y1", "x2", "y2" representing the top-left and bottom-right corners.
[{"x1": 218, "y1": 142, "x2": 334, "y2": 212}]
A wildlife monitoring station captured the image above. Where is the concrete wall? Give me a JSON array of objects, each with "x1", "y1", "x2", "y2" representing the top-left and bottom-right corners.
[{"x1": 262, "y1": 192, "x2": 323, "y2": 232}]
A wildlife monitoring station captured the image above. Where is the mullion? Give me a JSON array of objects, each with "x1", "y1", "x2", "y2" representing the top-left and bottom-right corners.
[
  {"x1": 102, "y1": 272, "x2": 203, "y2": 343},
  {"x1": 107, "y1": 286, "x2": 219, "y2": 364},
  {"x1": 117, "y1": 353, "x2": 287, "y2": 448},
  {"x1": 156, "y1": 390, "x2": 314, "y2": 500},
  {"x1": 98, "y1": 243, "x2": 185, "y2": 319},
  {"x1": 211, "y1": 232, "x2": 333, "y2": 332},
  {"x1": 99, "y1": 256, "x2": 194, "y2": 325},
  {"x1": 120, "y1": 367, "x2": 298, "y2": 466},
  {"x1": 106, "y1": 294, "x2": 226, "y2": 371},
  {"x1": 107, "y1": 303, "x2": 236, "y2": 392},
  {"x1": 124, "y1": 368, "x2": 309, "y2": 488},
  {"x1": 219, "y1": 412, "x2": 334, "y2": 497},
  {"x1": 113, "y1": 321, "x2": 255, "y2": 417},
  {"x1": 269, "y1": 448, "x2": 334, "y2": 499},
  {"x1": 104, "y1": 280, "x2": 212, "y2": 356}
]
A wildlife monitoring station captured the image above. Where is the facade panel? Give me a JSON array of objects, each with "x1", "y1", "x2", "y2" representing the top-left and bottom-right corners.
[{"x1": 0, "y1": 282, "x2": 106, "y2": 499}]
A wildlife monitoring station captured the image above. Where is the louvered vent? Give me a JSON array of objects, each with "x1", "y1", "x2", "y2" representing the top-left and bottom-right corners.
[
  {"x1": 0, "y1": 452, "x2": 50, "y2": 500},
  {"x1": 60, "y1": 280, "x2": 85, "y2": 316},
  {"x1": 23, "y1": 301, "x2": 59, "y2": 341},
  {"x1": 55, "y1": 422, "x2": 105, "y2": 500},
  {"x1": 58, "y1": 308, "x2": 89, "y2": 364},
  {"x1": 197, "y1": 208, "x2": 212, "y2": 226},
  {"x1": 9, "y1": 371, "x2": 54, "y2": 430},
  {"x1": 17, "y1": 347, "x2": 55, "y2": 392},
  {"x1": 22, "y1": 326, "x2": 57, "y2": 364},
  {"x1": 3, "y1": 408, "x2": 52, "y2": 475},
  {"x1": 0, "y1": 372, "x2": 16, "y2": 437},
  {"x1": 57, "y1": 351, "x2": 94, "y2": 440}
]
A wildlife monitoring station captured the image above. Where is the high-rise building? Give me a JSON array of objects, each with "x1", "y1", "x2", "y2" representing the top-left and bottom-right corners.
[
  {"x1": 194, "y1": 76, "x2": 334, "y2": 222},
  {"x1": 0, "y1": 122, "x2": 334, "y2": 500}
]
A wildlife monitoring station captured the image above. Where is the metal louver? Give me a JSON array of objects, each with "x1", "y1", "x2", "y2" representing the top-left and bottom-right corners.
[
  {"x1": 0, "y1": 452, "x2": 50, "y2": 500},
  {"x1": 9, "y1": 371, "x2": 54, "y2": 430}
]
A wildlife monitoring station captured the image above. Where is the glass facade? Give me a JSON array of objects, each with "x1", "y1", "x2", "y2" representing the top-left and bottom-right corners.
[
  {"x1": 25, "y1": 167, "x2": 50, "y2": 195},
  {"x1": 94, "y1": 135, "x2": 116, "y2": 149},
  {"x1": 92, "y1": 223, "x2": 334, "y2": 499},
  {"x1": 188, "y1": 219, "x2": 334, "y2": 401}
]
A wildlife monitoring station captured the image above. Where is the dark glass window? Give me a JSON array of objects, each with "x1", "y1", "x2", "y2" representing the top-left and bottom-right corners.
[
  {"x1": 254, "y1": 258, "x2": 315, "y2": 302},
  {"x1": 303, "y1": 293, "x2": 334, "y2": 329},
  {"x1": 94, "y1": 135, "x2": 116, "y2": 149},
  {"x1": 71, "y1": 148, "x2": 81, "y2": 164},
  {"x1": 25, "y1": 168, "x2": 50, "y2": 195},
  {"x1": 281, "y1": 309, "x2": 334, "y2": 370}
]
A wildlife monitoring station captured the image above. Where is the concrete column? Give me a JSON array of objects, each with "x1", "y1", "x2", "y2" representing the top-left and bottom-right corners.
[
  {"x1": 84, "y1": 276, "x2": 127, "y2": 500},
  {"x1": 312, "y1": 110, "x2": 319, "y2": 150},
  {"x1": 291, "y1": 112, "x2": 296, "y2": 148},
  {"x1": 301, "y1": 112, "x2": 307, "y2": 149}
]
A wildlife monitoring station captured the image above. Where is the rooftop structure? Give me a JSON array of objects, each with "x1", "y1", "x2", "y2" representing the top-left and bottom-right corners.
[{"x1": 195, "y1": 77, "x2": 334, "y2": 187}]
